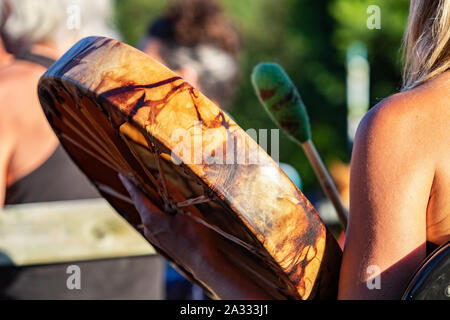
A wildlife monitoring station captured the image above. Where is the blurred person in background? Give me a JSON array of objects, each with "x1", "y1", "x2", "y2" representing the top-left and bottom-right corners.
[
  {"x1": 0, "y1": 0, "x2": 164, "y2": 299},
  {"x1": 0, "y1": 0, "x2": 119, "y2": 205},
  {"x1": 139, "y1": 0, "x2": 240, "y2": 110},
  {"x1": 121, "y1": 0, "x2": 450, "y2": 300}
]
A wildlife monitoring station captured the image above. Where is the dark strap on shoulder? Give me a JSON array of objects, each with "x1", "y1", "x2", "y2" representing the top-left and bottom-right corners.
[{"x1": 13, "y1": 51, "x2": 56, "y2": 69}]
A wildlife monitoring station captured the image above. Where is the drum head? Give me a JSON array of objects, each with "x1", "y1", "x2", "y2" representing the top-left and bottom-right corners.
[
  {"x1": 403, "y1": 241, "x2": 450, "y2": 300},
  {"x1": 38, "y1": 37, "x2": 341, "y2": 299}
]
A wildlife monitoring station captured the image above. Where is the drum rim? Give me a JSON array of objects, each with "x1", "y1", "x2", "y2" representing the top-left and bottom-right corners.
[{"x1": 402, "y1": 240, "x2": 450, "y2": 300}]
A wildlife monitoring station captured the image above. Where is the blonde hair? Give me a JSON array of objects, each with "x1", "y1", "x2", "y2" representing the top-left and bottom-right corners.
[
  {"x1": 0, "y1": 0, "x2": 119, "y2": 53},
  {"x1": 402, "y1": 0, "x2": 450, "y2": 90}
]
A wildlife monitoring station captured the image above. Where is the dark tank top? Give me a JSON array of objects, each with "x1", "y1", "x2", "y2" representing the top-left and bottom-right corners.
[
  {"x1": 5, "y1": 145, "x2": 99, "y2": 204},
  {"x1": 5, "y1": 53, "x2": 100, "y2": 204},
  {"x1": 5, "y1": 52, "x2": 100, "y2": 204}
]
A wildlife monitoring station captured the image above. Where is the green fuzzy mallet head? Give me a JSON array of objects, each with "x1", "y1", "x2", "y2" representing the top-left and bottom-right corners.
[{"x1": 251, "y1": 63, "x2": 311, "y2": 143}]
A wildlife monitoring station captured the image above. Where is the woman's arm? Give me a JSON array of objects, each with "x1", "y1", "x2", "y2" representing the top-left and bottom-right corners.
[
  {"x1": 119, "y1": 174, "x2": 272, "y2": 300},
  {"x1": 339, "y1": 94, "x2": 435, "y2": 299}
]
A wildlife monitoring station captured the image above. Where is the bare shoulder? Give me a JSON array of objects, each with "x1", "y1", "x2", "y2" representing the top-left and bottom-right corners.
[
  {"x1": 0, "y1": 61, "x2": 43, "y2": 145},
  {"x1": 355, "y1": 71, "x2": 450, "y2": 160},
  {"x1": 0, "y1": 61, "x2": 43, "y2": 116},
  {"x1": 0, "y1": 60, "x2": 43, "y2": 90}
]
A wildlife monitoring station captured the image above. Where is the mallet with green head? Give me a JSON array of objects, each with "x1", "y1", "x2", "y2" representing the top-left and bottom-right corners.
[{"x1": 251, "y1": 62, "x2": 348, "y2": 230}]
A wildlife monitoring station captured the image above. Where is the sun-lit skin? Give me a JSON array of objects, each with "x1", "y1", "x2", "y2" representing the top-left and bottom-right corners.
[
  {"x1": 0, "y1": 42, "x2": 62, "y2": 206},
  {"x1": 339, "y1": 70, "x2": 450, "y2": 299},
  {"x1": 0, "y1": 39, "x2": 12, "y2": 67}
]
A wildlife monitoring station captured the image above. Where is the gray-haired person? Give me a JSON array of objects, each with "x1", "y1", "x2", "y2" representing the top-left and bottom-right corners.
[{"x1": 0, "y1": 0, "x2": 164, "y2": 299}]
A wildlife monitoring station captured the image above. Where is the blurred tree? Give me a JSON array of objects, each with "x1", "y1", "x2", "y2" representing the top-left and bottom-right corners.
[
  {"x1": 115, "y1": 0, "x2": 165, "y2": 45},
  {"x1": 329, "y1": 0, "x2": 409, "y2": 106},
  {"x1": 114, "y1": 0, "x2": 409, "y2": 195},
  {"x1": 223, "y1": 0, "x2": 348, "y2": 196}
]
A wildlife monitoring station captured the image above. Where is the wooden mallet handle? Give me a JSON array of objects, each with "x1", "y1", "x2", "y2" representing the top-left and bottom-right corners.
[{"x1": 302, "y1": 140, "x2": 348, "y2": 229}]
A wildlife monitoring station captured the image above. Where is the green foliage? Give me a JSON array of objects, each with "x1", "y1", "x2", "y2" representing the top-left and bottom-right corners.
[
  {"x1": 329, "y1": 0, "x2": 410, "y2": 102},
  {"x1": 114, "y1": 0, "x2": 167, "y2": 46},
  {"x1": 114, "y1": 0, "x2": 410, "y2": 194}
]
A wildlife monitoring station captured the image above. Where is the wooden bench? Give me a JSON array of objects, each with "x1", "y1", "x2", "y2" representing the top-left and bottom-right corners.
[{"x1": 0, "y1": 199, "x2": 163, "y2": 299}]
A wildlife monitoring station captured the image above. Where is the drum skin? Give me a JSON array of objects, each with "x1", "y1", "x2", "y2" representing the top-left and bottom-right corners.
[
  {"x1": 402, "y1": 240, "x2": 450, "y2": 300},
  {"x1": 37, "y1": 37, "x2": 342, "y2": 299}
]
